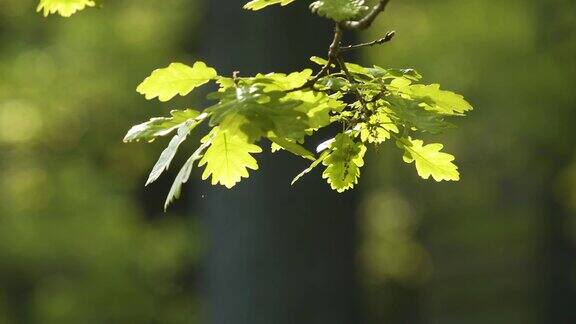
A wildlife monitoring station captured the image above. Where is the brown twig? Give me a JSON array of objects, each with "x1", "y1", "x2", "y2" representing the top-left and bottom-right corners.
[
  {"x1": 340, "y1": 31, "x2": 395, "y2": 52},
  {"x1": 290, "y1": 1, "x2": 392, "y2": 92},
  {"x1": 290, "y1": 24, "x2": 343, "y2": 92}
]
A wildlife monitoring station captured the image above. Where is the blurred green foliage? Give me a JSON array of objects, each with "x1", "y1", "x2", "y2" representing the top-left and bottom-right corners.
[
  {"x1": 0, "y1": 0, "x2": 203, "y2": 322},
  {"x1": 359, "y1": 0, "x2": 576, "y2": 322}
]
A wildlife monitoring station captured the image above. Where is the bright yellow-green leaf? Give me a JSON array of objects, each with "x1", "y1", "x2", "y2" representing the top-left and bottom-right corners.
[
  {"x1": 199, "y1": 128, "x2": 262, "y2": 189},
  {"x1": 356, "y1": 113, "x2": 399, "y2": 144},
  {"x1": 398, "y1": 137, "x2": 460, "y2": 182},
  {"x1": 310, "y1": 56, "x2": 367, "y2": 75},
  {"x1": 322, "y1": 134, "x2": 366, "y2": 192},
  {"x1": 401, "y1": 84, "x2": 473, "y2": 115},
  {"x1": 292, "y1": 91, "x2": 345, "y2": 130},
  {"x1": 37, "y1": 0, "x2": 95, "y2": 17},
  {"x1": 243, "y1": 0, "x2": 297, "y2": 10},
  {"x1": 258, "y1": 70, "x2": 312, "y2": 91},
  {"x1": 137, "y1": 62, "x2": 217, "y2": 102}
]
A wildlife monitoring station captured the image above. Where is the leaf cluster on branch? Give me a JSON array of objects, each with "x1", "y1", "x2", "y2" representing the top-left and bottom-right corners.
[{"x1": 40, "y1": 0, "x2": 473, "y2": 209}]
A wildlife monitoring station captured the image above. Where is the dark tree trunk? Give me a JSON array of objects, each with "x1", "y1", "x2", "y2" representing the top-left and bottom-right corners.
[
  {"x1": 193, "y1": 1, "x2": 361, "y2": 324},
  {"x1": 536, "y1": 1, "x2": 576, "y2": 322}
]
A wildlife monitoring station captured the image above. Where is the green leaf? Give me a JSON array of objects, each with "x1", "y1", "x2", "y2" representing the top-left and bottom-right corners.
[
  {"x1": 37, "y1": 0, "x2": 95, "y2": 17},
  {"x1": 310, "y1": 56, "x2": 369, "y2": 76},
  {"x1": 258, "y1": 70, "x2": 313, "y2": 91},
  {"x1": 398, "y1": 84, "x2": 473, "y2": 115},
  {"x1": 292, "y1": 151, "x2": 330, "y2": 185},
  {"x1": 367, "y1": 66, "x2": 423, "y2": 81},
  {"x1": 206, "y1": 73, "x2": 338, "y2": 143},
  {"x1": 397, "y1": 137, "x2": 460, "y2": 182},
  {"x1": 322, "y1": 133, "x2": 366, "y2": 192},
  {"x1": 292, "y1": 91, "x2": 344, "y2": 130},
  {"x1": 356, "y1": 113, "x2": 399, "y2": 144},
  {"x1": 145, "y1": 122, "x2": 193, "y2": 186},
  {"x1": 199, "y1": 127, "x2": 262, "y2": 188},
  {"x1": 316, "y1": 76, "x2": 352, "y2": 92},
  {"x1": 208, "y1": 85, "x2": 308, "y2": 142},
  {"x1": 123, "y1": 109, "x2": 203, "y2": 143},
  {"x1": 310, "y1": 0, "x2": 368, "y2": 22},
  {"x1": 164, "y1": 131, "x2": 216, "y2": 210},
  {"x1": 385, "y1": 96, "x2": 453, "y2": 134},
  {"x1": 269, "y1": 137, "x2": 315, "y2": 160},
  {"x1": 243, "y1": 0, "x2": 297, "y2": 10},
  {"x1": 310, "y1": 56, "x2": 331, "y2": 67},
  {"x1": 137, "y1": 62, "x2": 217, "y2": 102}
]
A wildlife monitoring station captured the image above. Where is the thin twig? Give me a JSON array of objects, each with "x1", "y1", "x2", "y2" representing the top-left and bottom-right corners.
[
  {"x1": 340, "y1": 31, "x2": 395, "y2": 52},
  {"x1": 340, "y1": 0, "x2": 391, "y2": 30},
  {"x1": 290, "y1": 24, "x2": 343, "y2": 92}
]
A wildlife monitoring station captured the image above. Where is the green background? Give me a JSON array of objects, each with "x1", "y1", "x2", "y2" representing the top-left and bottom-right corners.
[{"x1": 0, "y1": 0, "x2": 575, "y2": 323}]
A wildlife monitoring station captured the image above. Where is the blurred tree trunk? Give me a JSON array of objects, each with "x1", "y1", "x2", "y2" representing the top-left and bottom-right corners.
[
  {"x1": 537, "y1": 1, "x2": 576, "y2": 322},
  {"x1": 193, "y1": 1, "x2": 361, "y2": 324}
]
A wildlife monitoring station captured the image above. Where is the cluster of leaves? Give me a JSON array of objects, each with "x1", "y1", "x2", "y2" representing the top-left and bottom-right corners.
[
  {"x1": 124, "y1": 52, "x2": 470, "y2": 208},
  {"x1": 36, "y1": 0, "x2": 374, "y2": 21},
  {"x1": 40, "y1": 0, "x2": 472, "y2": 208},
  {"x1": 245, "y1": 0, "x2": 369, "y2": 22}
]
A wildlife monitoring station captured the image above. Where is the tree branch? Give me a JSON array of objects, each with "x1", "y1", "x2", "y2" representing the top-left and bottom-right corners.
[
  {"x1": 290, "y1": 24, "x2": 343, "y2": 91},
  {"x1": 340, "y1": 0, "x2": 391, "y2": 30},
  {"x1": 340, "y1": 31, "x2": 395, "y2": 52}
]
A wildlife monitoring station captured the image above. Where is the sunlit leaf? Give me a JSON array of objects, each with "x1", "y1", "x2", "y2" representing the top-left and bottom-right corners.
[
  {"x1": 356, "y1": 113, "x2": 399, "y2": 144},
  {"x1": 137, "y1": 62, "x2": 217, "y2": 102},
  {"x1": 399, "y1": 84, "x2": 473, "y2": 115},
  {"x1": 385, "y1": 96, "x2": 453, "y2": 134},
  {"x1": 244, "y1": 0, "x2": 297, "y2": 10},
  {"x1": 398, "y1": 137, "x2": 460, "y2": 181},
  {"x1": 37, "y1": 0, "x2": 95, "y2": 17},
  {"x1": 198, "y1": 128, "x2": 262, "y2": 189},
  {"x1": 322, "y1": 133, "x2": 366, "y2": 192}
]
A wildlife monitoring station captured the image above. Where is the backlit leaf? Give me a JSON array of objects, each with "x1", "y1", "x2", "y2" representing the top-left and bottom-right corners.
[
  {"x1": 198, "y1": 128, "x2": 263, "y2": 188},
  {"x1": 37, "y1": 0, "x2": 95, "y2": 17},
  {"x1": 399, "y1": 84, "x2": 473, "y2": 115},
  {"x1": 322, "y1": 133, "x2": 366, "y2": 192},
  {"x1": 385, "y1": 96, "x2": 453, "y2": 134},
  {"x1": 398, "y1": 137, "x2": 460, "y2": 182},
  {"x1": 137, "y1": 62, "x2": 217, "y2": 102},
  {"x1": 244, "y1": 0, "x2": 297, "y2": 10}
]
